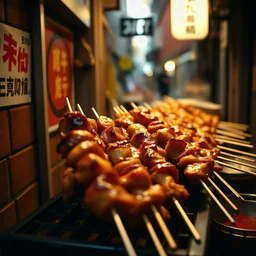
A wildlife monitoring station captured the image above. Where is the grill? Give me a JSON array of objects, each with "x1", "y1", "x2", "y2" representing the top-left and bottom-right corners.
[{"x1": 0, "y1": 186, "x2": 210, "y2": 256}]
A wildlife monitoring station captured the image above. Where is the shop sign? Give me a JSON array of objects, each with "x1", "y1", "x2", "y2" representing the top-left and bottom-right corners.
[
  {"x1": 120, "y1": 17, "x2": 153, "y2": 37},
  {"x1": 171, "y1": 0, "x2": 209, "y2": 40},
  {"x1": 0, "y1": 23, "x2": 31, "y2": 107},
  {"x1": 45, "y1": 18, "x2": 74, "y2": 131},
  {"x1": 118, "y1": 55, "x2": 133, "y2": 72}
]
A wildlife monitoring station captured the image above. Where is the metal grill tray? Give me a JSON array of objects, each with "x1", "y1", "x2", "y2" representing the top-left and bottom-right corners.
[{"x1": 0, "y1": 188, "x2": 210, "y2": 256}]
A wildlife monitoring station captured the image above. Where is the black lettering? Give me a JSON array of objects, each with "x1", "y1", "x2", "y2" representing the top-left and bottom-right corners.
[
  {"x1": 6, "y1": 77, "x2": 14, "y2": 96},
  {"x1": 22, "y1": 78, "x2": 28, "y2": 95},
  {"x1": 0, "y1": 78, "x2": 5, "y2": 97},
  {"x1": 15, "y1": 78, "x2": 21, "y2": 95}
]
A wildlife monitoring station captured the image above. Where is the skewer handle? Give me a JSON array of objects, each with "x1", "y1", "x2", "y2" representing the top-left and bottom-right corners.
[
  {"x1": 208, "y1": 178, "x2": 238, "y2": 211},
  {"x1": 112, "y1": 209, "x2": 137, "y2": 256},
  {"x1": 217, "y1": 145, "x2": 256, "y2": 158},
  {"x1": 200, "y1": 180, "x2": 236, "y2": 225},
  {"x1": 143, "y1": 214, "x2": 167, "y2": 256},
  {"x1": 172, "y1": 197, "x2": 201, "y2": 243},
  {"x1": 213, "y1": 171, "x2": 244, "y2": 201},
  {"x1": 151, "y1": 205, "x2": 177, "y2": 250}
]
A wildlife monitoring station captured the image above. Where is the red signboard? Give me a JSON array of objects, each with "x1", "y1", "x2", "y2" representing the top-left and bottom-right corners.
[{"x1": 45, "y1": 17, "x2": 73, "y2": 131}]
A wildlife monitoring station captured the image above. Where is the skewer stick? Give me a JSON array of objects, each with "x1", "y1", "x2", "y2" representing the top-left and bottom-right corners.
[
  {"x1": 130, "y1": 102, "x2": 138, "y2": 109},
  {"x1": 218, "y1": 121, "x2": 249, "y2": 131},
  {"x1": 216, "y1": 129, "x2": 246, "y2": 140},
  {"x1": 112, "y1": 209, "x2": 137, "y2": 256},
  {"x1": 172, "y1": 197, "x2": 201, "y2": 242},
  {"x1": 217, "y1": 125, "x2": 253, "y2": 137},
  {"x1": 113, "y1": 107, "x2": 120, "y2": 114},
  {"x1": 151, "y1": 205, "x2": 177, "y2": 250},
  {"x1": 214, "y1": 135, "x2": 251, "y2": 145},
  {"x1": 120, "y1": 105, "x2": 129, "y2": 113},
  {"x1": 91, "y1": 107, "x2": 99, "y2": 118},
  {"x1": 215, "y1": 138, "x2": 254, "y2": 148},
  {"x1": 216, "y1": 160, "x2": 256, "y2": 176},
  {"x1": 213, "y1": 171, "x2": 245, "y2": 201},
  {"x1": 208, "y1": 178, "x2": 238, "y2": 211},
  {"x1": 144, "y1": 102, "x2": 153, "y2": 109},
  {"x1": 217, "y1": 145, "x2": 256, "y2": 158},
  {"x1": 71, "y1": 100, "x2": 137, "y2": 256},
  {"x1": 200, "y1": 180, "x2": 236, "y2": 225},
  {"x1": 220, "y1": 151, "x2": 256, "y2": 163},
  {"x1": 217, "y1": 156, "x2": 256, "y2": 169},
  {"x1": 143, "y1": 215, "x2": 167, "y2": 256}
]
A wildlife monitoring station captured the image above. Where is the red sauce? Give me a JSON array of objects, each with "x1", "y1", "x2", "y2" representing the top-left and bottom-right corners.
[{"x1": 223, "y1": 214, "x2": 256, "y2": 230}]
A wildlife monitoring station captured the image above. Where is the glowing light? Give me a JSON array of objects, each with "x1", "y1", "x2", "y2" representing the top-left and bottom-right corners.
[
  {"x1": 164, "y1": 61, "x2": 175, "y2": 72},
  {"x1": 171, "y1": 0, "x2": 209, "y2": 40}
]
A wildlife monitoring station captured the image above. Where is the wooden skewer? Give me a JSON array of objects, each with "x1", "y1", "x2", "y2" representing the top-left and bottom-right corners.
[
  {"x1": 130, "y1": 102, "x2": 138, "y2": 109},
  {"x1": 217, "y1": 125, "x2": 253, "y2": 137},
  {"x1": 215, "y1": 138, "x2": 254, "y2": 148},
  {"x1": 208, "y1": 178, "x2": 238, "y2": 211},
  {"x1": 220, "y1": 151, "x2": 256, "y2": 163},
  {"x1": 112, "y1": 209, "x2": 137, "y2": 256},
  {"x1": 143, "y1": 215, "x2": 167, "y2": 256},
  {"x1": 218, "y1": 121, "x2": 249, "y2": 131},
  {"x1": 217, "y1": 156, "x2": 256, "y2": 170},
  {"x1": 216, "y1": 160, "x2": 256, "y2": 176},
  {"x1": 151, "y1": 205, "x2": 177, "y2": 250},
  {"x1": 120, "y1": 105, "x2": 129, "y2": 113},
  {"x1": 216, "y1": 129, "x2": 246, "y2": 140},
  {"x1": 217, "y1": 145, "x2": 256, "y2": 158},
  {"x1": 172, "y1": 197, "x2": 201, "y2": 242},
  {"x1": 200, "y1": 180, "x2": 236, "y2": 225},
  {"x1": 68, "y1": 100, "x2": 136, "y2": 256},
  {"x1": 213, "y1": 171, "x2": 245, "y2": 201},
  {"x1": 144, "y1": 102, "x2": 153, "y2": 109},
  {"x1": 214, "y1": 135, "x2": 252, "y2": 145}
]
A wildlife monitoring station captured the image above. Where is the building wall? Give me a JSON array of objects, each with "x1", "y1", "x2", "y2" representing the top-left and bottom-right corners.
[
  {"x1": 0, "y1": 0, "x2": 39, "y2": 232},
  {"x1": 157, "y1": 1, "x2": 193, "y2": 63}
]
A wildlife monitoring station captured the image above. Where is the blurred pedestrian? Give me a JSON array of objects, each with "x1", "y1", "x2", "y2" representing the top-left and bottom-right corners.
[{"x1": 157, "y1": 65, "x2": 170, "y2": 97}]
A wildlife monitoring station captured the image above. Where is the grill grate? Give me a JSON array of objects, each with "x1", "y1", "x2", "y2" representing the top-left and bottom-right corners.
[{"x1": 0, "y1": 189, "x2": 210, "y2": 256}]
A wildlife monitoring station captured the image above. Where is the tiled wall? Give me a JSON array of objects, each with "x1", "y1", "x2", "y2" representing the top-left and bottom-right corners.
[
  {"x1": 0, "y1": 0, "x2": 39, "y2": 232},
  {"x1": 49, "y1": 131, "x2": 66, "y2": 197}
]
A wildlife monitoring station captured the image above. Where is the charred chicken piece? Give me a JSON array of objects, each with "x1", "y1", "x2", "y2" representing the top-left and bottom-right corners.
[
  {"x1": 100, "y1": 126, "x2": 129, "y2": 145},
  {"x1": 114, "y1": 113, "x2": 135, "y2": 129},
  {"x1": 66, "y1": 140, "x2": 106, "y2": 168},
  {"x1": 56, "y1": 130, "x2": 95, "y2": 158},
  {"x1": 184, "y1": 162, "x2": 213, "y2": 184},
  {"x1": 97, "y1": 115, "x2": 115, "y2": 134},
  {"x1": 106, "y1": 140, "x2": 135, "y2": 165},
  {"x1": 58, "y1": 111, "x2": 97, "y2": 137},
  {"x1": 84, "y1": 172, "x2": 148, "y2": 222},
  {"x1": 74, "y1": 153, "x2": 114, "y2": 187},
  {"x1": 129, "y1": 106, "x2": 158, "y2": 127}
]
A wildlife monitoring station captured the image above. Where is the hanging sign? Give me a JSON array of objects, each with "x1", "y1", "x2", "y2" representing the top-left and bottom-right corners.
[
  {"x1": 120, "y1": 17, "x2": 153, "y2": 37},
  {"x1": 45, "y1": 18, "x2": 74, "y2": 131},
  {"x1": 0, "y1": 23, "x2": 31, "y2": 107},
  {"x1": 171, "y1": 0, "x2": 209, "y2": 40}
]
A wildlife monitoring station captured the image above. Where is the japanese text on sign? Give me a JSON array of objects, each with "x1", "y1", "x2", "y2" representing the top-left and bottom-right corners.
[
  {"x1": 0, "y1": 23, "x2": 31, "y2": 107},
  {"x1": 171, "y1": 0, "x2": 209, "y2": 40},
  {"x1": 45, "y1": 17, "x2": 73, "y2": 131},
  {"x1": 185, "y1": 0, "x2": 196, "y2": 34}
]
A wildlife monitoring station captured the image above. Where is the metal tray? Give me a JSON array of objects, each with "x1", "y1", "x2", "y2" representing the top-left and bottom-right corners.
[{"x1": 0, "y1": 189, "x2": 210, "y2": 256}]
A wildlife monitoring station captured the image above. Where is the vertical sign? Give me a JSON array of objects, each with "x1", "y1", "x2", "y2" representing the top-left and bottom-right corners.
[
  {"x1": 45, "y1": 18, "x2": 74, "y2": 131},
  {"x1": 171, "y1": 0, "x2": 209, "y2": 40},
  {"x1": 0, "y1": 23, "x2": 31, "y2": 107}
]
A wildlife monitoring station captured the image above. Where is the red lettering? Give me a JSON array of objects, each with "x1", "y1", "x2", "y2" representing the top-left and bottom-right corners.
[{"x1": 2, "y1": 33, "x2": 17, "y2": 72}]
